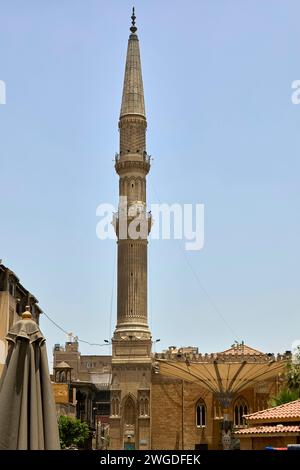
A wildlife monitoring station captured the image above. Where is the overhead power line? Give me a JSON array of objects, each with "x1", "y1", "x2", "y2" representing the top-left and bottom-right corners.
[
  {"x1": 42, "y1": 311, "x2": 111, "y2": 347},
  {"x1": 149, "y1": 179, "x2": 240, "y2": 341}
]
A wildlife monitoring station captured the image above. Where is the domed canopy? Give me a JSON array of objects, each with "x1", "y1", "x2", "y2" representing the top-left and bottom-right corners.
[{"x1": 55, "y1": 361, "x2": 72, "y2": 369}]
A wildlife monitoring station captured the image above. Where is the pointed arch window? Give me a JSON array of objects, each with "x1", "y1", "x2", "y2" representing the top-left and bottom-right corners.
[
  {"x1": 111, "y1": 396, "x2": 120, "y2": 417},
  {"x1": 196, "y1": 399, "x2": 206, "y2": 427},
  {"x1": 139, "y1": 397, "x2": 149, "y2": 417},
  {"x1": 234, "y1": 397, "x2": 248, "y2": 427},
  {"x1": 124, "y1": 396, "x2": 135, "y2": 425}
]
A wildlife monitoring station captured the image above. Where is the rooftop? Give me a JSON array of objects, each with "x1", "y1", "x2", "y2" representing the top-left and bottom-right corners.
[
  {"x1": 235, "y1": 424, "x2": 300, "y2": 436},
  {"x1": 55, "y1": 361, "x2": 72, "y2": 369},
  {"x1": 155, "y1": 343, "x2": 289, "y2": 363},
  {"x1": 220, "y1": 343, "x2": 265, "y2": 356},
  {"x1": 244, "y1": 399, "x2": 300, "y2": 423},
  {"x1": 0, "y1": 263, "x2": 42, "y2": 314}
]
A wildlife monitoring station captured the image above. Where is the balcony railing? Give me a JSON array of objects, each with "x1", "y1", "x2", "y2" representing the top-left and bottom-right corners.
[{"x1": 114, "y1": 151, "x2": 151, "y2": 163}]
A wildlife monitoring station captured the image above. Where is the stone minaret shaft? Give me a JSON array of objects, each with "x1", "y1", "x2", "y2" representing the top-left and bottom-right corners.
[
  {"x1": 110, "y1": 11, "x2": 152, "y2": 451},
  {"x1": 114, "y1": 13, "x2": 151, "y2": 340}
]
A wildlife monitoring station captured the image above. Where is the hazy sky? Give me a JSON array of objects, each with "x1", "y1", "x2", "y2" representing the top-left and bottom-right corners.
[{"x1": 0, "y1": 0, "x2": 299, "y2": 369}]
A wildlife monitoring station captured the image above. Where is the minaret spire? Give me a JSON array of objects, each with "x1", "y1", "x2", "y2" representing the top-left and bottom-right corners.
[{"x1": 120, "y1": 7, "x2": 145, "y2": 118}]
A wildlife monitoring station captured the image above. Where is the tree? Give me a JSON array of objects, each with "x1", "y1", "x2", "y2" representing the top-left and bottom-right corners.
[
  {"x1": 286, "y1": 363, "x2": 300, "y2": 392},
  {"x1": 269, "y1": 387, "x2": 299, "y2": 407},
  {"x1": 269, "y1": 352, "x2": 300, "y2": 407},
  {"x1": 58, "y1": 415, "x2": 90, "y2": 449}
]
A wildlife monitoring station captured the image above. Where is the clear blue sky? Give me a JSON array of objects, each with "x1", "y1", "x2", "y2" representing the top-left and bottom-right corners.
[{"x1": 0, "y1": 1, "x2": 299, "y2": 369}]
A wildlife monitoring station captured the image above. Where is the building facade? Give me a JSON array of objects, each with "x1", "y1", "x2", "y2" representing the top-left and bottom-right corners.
[
  {"x1": 53, "y1": 339, "x2": 111, "y2": 433},
  {"x1": 0, "y1": 263, "x2": 41, "y2": 376},
  {"x1": 151, "y1": 344, "x2": 285, "y2": 450},
  {"x1": 53, "y1": 339, "x2": 285, "y2": 449}
]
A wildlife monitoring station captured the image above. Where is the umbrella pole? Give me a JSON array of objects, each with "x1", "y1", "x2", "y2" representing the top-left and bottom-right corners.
[
  {"x1": 221, "y1": 407, "x2": 232, "y2": 450},
  {"x1": 215, "y1": 393, "x2": 234, "y2": 450}
]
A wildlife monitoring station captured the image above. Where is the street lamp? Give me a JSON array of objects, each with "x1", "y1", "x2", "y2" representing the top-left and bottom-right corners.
[
  {"x1": 152, "y1": 338, "x2": 161, "y2": 353},
  {"x1": 93, "y1": 406, "x2": 99, "y2": 450}
]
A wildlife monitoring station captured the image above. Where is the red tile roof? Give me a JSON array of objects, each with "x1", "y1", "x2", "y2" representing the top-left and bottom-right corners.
[
  {"x1": 245, "y1": 399, "x2": 300, "y2": 422},
  {"x1": 235, "y1": 424, "x2": 300, "y2": 436}
]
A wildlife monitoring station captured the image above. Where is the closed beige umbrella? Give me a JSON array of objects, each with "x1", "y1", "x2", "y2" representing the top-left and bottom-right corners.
[{"x1": 0, "y1": 307, "x2": 60, "y2": 449}]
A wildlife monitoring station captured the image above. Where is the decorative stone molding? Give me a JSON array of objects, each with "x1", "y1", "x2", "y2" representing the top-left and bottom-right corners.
[
  {"x1": 138, "y1": 390, "x2": 150, "y2": 417},
  {"x1": 111, "y1": 390, "x2": 121, "y2": 417},
  {"x1": 115, "y1": 159, "x2": 150, "y2": 175},
  {"x1": 119, "y1": 115, "x2": 147, "y2": 126}
]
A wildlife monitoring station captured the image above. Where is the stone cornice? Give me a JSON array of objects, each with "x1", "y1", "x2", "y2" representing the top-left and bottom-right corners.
[{"x1": 119, "y1": 115, "x2": 147, "y2": 127}]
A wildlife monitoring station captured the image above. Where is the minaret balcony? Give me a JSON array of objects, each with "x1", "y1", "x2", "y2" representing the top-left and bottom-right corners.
[
  {"x1": 114, "y1": 152, "x2": 151, "y2": 175},
  {"x1": 143, "y1": 151, "x2": 151, "y2": 164},
  {"x1": 115, "y1": 151, "x2": 151, "y2": 162}
]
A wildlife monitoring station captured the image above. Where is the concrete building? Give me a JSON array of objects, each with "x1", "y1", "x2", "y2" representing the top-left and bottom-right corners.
[{"x1": 0, "y1": 263, "x2": 41, "y2": 376}]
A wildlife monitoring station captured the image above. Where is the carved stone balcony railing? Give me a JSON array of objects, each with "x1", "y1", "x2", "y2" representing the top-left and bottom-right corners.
[
  {"x1": 115, "y1": 151, "x2": 151, "y2": 163},
  {"x1": 114, "y1": 152, "x2": 151, "y2": 175}
]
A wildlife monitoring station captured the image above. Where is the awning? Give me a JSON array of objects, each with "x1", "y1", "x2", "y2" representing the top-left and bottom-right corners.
[{"x1": 156, "y1": 358, "x2": 287, "y2": 395}]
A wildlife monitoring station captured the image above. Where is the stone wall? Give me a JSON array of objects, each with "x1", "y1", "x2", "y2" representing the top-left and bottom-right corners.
[{"x1": 151, "y1": 374, "x2": 278, "y2": 450}]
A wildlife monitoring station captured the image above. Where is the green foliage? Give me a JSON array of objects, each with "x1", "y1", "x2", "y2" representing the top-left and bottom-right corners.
[
  {"x1": 269, "y1": 357, "x2": 300, "y2": 407},
  {"x1": 58, "y1": 415, "x2": 90, "y2": 449},
  {"x1": 286, "y1": 363, "x2": 300, "y2": 392},
  {"x1": 269, "y1": 387, "x2": 299, "y2": 407}
]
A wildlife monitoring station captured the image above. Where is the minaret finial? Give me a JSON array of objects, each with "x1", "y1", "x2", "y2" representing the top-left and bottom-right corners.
[{"x1": 130, "y1": 6, "x2": 137, "y2": 34}]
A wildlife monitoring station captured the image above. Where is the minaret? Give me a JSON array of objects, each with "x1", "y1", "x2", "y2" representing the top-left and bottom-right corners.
[
  {"x1": 110, "y1": 9, "x2": 152, "y2": 450},
  {"x1": 113, "y1": 8, "x2": 152, "y2": 346}
]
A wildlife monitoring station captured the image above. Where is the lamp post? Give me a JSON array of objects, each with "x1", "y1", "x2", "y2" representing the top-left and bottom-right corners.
[
  {"x1": 152, "y1": 338, "x2": 160, "y2": 353},
  {"x1": 92, "y1": 406, "x2": 98, "y2": 449}
]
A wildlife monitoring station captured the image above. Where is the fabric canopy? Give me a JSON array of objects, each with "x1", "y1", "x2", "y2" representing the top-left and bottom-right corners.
[
  {"x1": 0, "y1": 312, "x2": 60, "y2": 450},
  {"x1": 156, "y1": 358, "x2": 287, "y2": 395}
]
